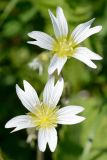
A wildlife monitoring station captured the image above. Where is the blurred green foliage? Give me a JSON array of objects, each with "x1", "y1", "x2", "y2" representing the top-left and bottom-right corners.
[{"x1": 0, "y1": 0, "x2": 107, "y2": 160}]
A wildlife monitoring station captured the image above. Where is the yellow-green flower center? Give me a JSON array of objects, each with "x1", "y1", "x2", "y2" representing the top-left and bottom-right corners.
[
  {"x1": 53, "y1": 37, "x2": 76, "y2": 57},
  {"x1": 29, "y1": 104, "x2": 58, "y2": 129}
]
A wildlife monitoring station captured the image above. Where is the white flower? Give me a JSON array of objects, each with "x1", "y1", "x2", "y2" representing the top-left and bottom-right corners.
[
  {"x1": 28, "y1": 58, "x2": 43, "y2": 75},
  {"x1": 27, "y1": 7, "x2": 102, "y2": 75},
  {"x1": 5, "y1": 77, "x2": 85, "y2": 152}
]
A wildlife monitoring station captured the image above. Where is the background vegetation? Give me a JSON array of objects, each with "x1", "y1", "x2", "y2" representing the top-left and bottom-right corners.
[{"x1": 0, "y1": 0, "x2": 107, "y2": 160}]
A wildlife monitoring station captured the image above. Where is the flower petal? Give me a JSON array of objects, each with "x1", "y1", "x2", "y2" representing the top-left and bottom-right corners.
[
  {"x1": 75, "y1": 47, "x2": 102, "y2": 60},
  {"x1": 48, "y1": 55, "x2": 67, "y2": 75},
  {"x1": 58, "y1": 115, "x2": 85, "y2": 125},
  {"x1": 47, "y1": 127, "x2": 57, "y2": 152},
  {"x1": 16, "y1": 80, "x2": 40, "y2": 113},
  {"x1": 71, "y1": 18, "x2": 95, "y2": 40},
  {"x1": 27, "y1": 41, "x2": 53, "y2": 50},
  {"x1": 56, "y1": 7, "x2": 68, "y2": 36},
  {"x1": 43, "y1": 76, "x2": 64, "y2": 107},
  {"x1": 43, "y1": 76, "x2": 55, "y2": 106},
  {"x1": 57, "y1": 106, "x2": 84, "y2": 115},
  {"x1": 49, "y1": 77, "x2": 64, "y2": 106},
  {"x1": 74, "y1": 26, "x2": 102, "y2": 44},
  {"x1": 38, "y1": 128, "x2": 57, "y2": 152},
  {"x1": 48, "y1": 9, "x2": 61, "y2": 38},
  {"x1": 57, "y1": 106, "x2": 85, "y2": 125},
  {"x1": 27, "y1": 31, "x2": 55, "y2": 50},
  {"x1": 5, "y1": 115, "x2": 35, "y2": 132},
  {"x1": 72, "y1": 48, "x2": 100, "y2": 68},
  {"x1": 38, "y1": 128, "x2": 47, "y2": 152}
]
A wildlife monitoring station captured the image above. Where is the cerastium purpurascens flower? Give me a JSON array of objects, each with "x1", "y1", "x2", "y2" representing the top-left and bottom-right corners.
[
  {"x1": 28, "y1": 7, "x2": 102, "y2": 75},
  {"x1": 5, "y1": 77, "x2": 85, "y2": 152}
]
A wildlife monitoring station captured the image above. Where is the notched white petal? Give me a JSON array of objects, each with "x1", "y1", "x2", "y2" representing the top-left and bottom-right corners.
[
  {"x1": 43, "y1": 76, "x2": 55, "y2": 106},
  {"x1": 48, "y1": 77, "x2": 64, "y2": 107},
  {"x1": 73, "y1": 54, "x2": 97, "y2": 68},
  {"x1": 57, "y1": 105, "x2": 85, "y2": 125},
  {"x1": 77, "y1": 47, "x2": 103, "y2": 60},
  {"x1": 47, "y1": 128, "x2": 57, "y2": 152},
  {"x1": 58, "y1": 115, "x2": 85, "y2": 125},
  {"x1": 75, "y1": 25, "x2": 102, "y2": 44},
  {"x1": 57, "y1": 106, "x2": 84, "y2": 116},
  {"x1": 23, "y1": 80, "x2": 40, "y2": 105},
  {"x1": 43, "y1": 75, "x2": 64, "y2": 107},
  {"x1": 5, "y1": 115, "x2": 35, "y2": 132},
  {"x1": 27, "y1": 31, "x2": 55, "y2": 50},
  {"x1": 73, "y1": 47, "x2": 102, "y2": 69},
  {"x1": 48, "y1": 55, "x2": 67, "y2": 75},
  {"x1": 71, "y1": 18, "x2": 95, "y2": 39},
  {"x1": 16, "y1": 81, "x2": 40, "y2": 113},
  {"x1": 48, "y1": 9, "x2": 61, "y2": 38},
  {"x1": 38, "y1": 128, "x2": 57, "y2": 152},
  {"x1": 28, "y1": 31, "x2": 54, "y2": 44},
  {"x1": 50, "y1": 77, "x2": 64, "y2": 106},
  {"x1": 56, "y1": 7, "x2": 68, "y2": 36},
  {"x1": 38, "y1": 129, "x2": 47, "y2": 152},
  {"x1": 27, "y1": 40, "x2": 53, "y2": 50},
  {"x1": 16, "y1": 84, "x2": 34, "y2": 112}
]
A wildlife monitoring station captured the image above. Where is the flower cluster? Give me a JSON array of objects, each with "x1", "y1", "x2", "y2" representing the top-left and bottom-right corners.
[{"x1": 5, "y1": 7, "x2": 102, "y2": 152}]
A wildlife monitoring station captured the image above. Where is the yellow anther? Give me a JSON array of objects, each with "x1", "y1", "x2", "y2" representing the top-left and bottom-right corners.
[
  {"x1": 53, "y1": 37, "x2": 75, "y2": 57},
  {"x1": 29, "y1": 104, "x2": 58, "y2": 129}
]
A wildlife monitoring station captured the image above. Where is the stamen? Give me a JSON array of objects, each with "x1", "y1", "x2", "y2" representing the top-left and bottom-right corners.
[
  {"x1": 53, "y1": 37, "x2": 75, "y2": 57},
  {"x1": 28, "y1": 104, "x2": 58, "y2": 129}
]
